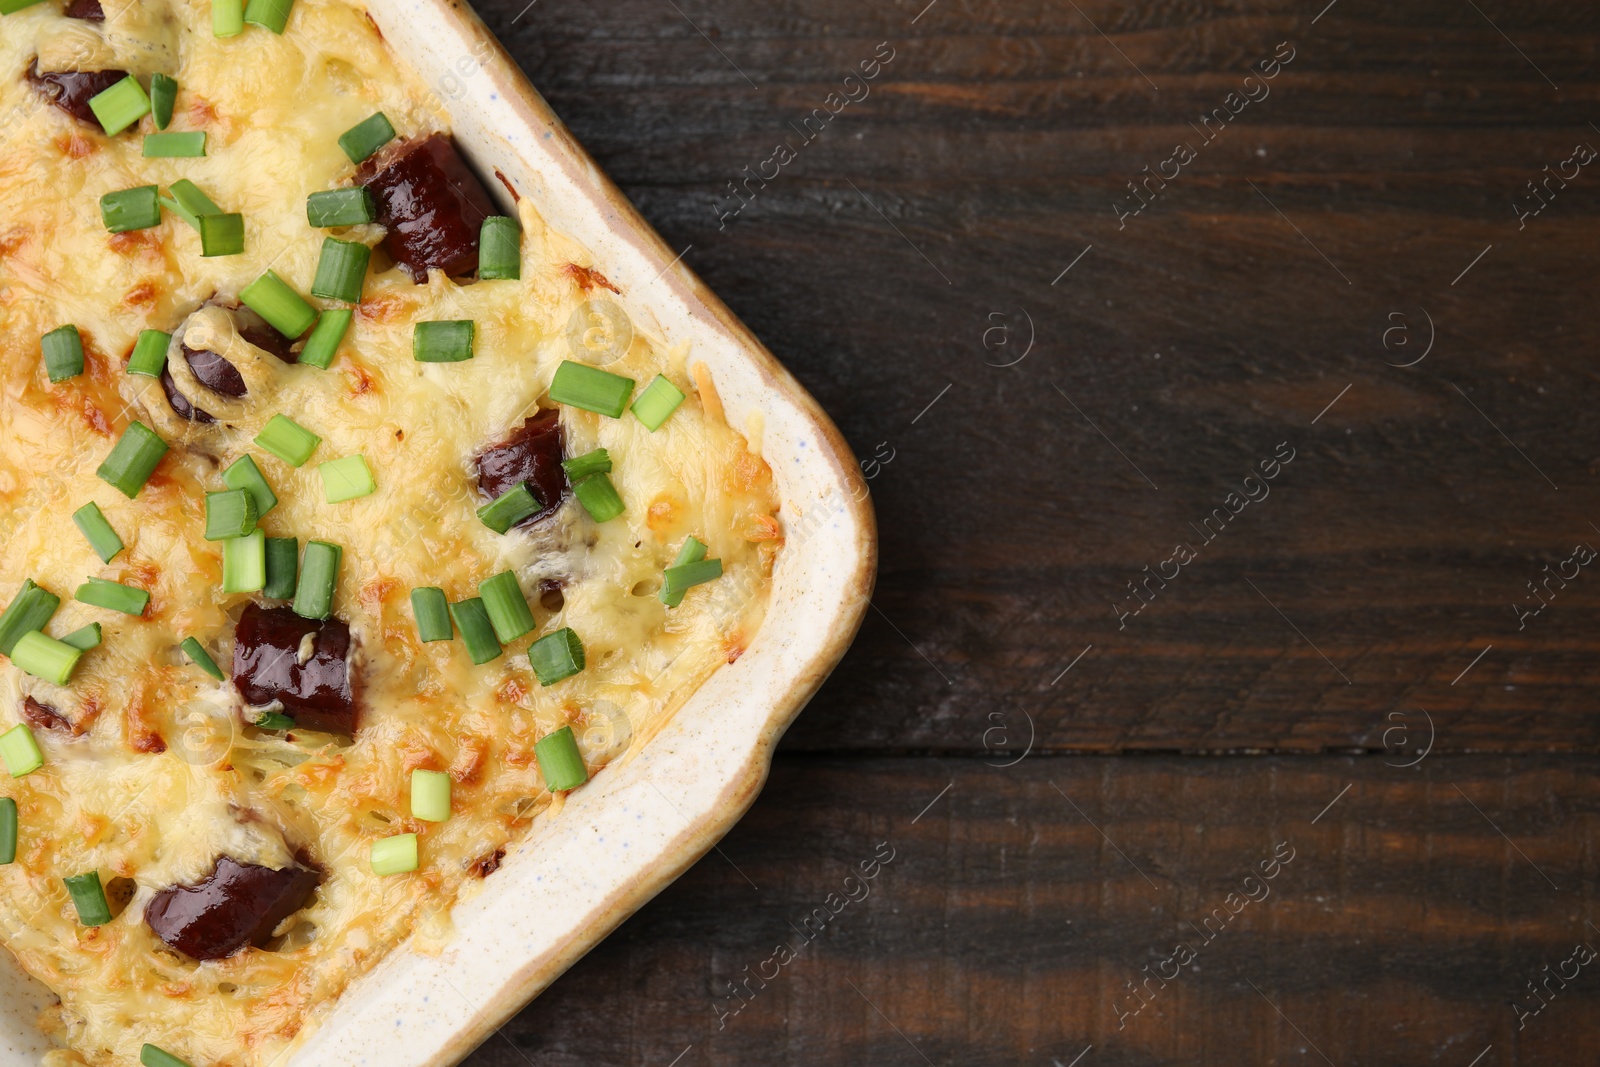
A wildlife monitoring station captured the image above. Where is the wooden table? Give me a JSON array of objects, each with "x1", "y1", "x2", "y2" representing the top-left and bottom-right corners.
[{"x1": 463, "y1": 2, "x2": 1600, "y2": 1063}]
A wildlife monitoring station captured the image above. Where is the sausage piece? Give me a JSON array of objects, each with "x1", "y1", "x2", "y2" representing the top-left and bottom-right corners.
[
  {"x1": 475, "y1": 409, "x2": 567, "y2": 525},
  {"x1": 27, "y1": 60, "x2": 128, "y2": 128},
  {"x1": 360, "y1": 133, "x2": 496, "y2": 282},
  {"x1": 160, "y1": 302, "x2": 296, "y2": 422},
  {"x1": 64, "y1": 0, "x2": 105, "y2": 18},
  {"x1": 145, "y1": 856, "x2": 320, "y2": 961},
  {"x1": 232, "y1": 604, "x2": 357, "y2": 735}
]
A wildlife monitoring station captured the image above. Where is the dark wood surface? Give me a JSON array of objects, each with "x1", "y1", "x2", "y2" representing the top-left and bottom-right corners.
[{"x1": 460, "y1": 1, "x2": 1600, "y2": 1063}]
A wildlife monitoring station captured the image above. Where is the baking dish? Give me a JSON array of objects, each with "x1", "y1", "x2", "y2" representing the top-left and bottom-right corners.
[{"x1": 0, "y1": 0, "x2": 875, "y2": 1063}]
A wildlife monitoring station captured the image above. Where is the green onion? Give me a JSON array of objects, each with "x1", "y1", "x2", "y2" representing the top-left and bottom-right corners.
[
  {"x1": 149, "y1": 74, "x2": 176, "y2": 130},
  {"x1": 631, "y1": 374, "x2": 685, "y2": 431},
  {"x1": 63, "y1": 871, "x2": 111, "y2": 926},
  {"x1": 659, "y1": 536, "x2": 707, "y2": 607},
  {"x1": 0, "y1": 797, "x2": 15, "y2": 865},
  {"x1": 162, "y1": 179, "x2": 220, "y2": 231},
  {"x1": 0, "y1": 724, "x2": 43, "y2": 777},
  {"x1": 142, "y1": 131, "x2": 205, "y2": 158},
  {"x1": 72, "y1": 502, "x2": 124, "y2": 562},
  {"x1": 449, "y1": 598, "x2": 501, "y2": 664},
  {"x1": 222, "y1": 455, "x2": 277, "y2": 517},
  {"x1": 413, "y1": 320, "x2": 474, "y2": 363},
  {"x1": 338, "y1": 112, "x2": 394, "y2": 164},
  {"x1": 319, "y1": 455, "x2": 375, "y2": 503},
  {"x1": 549, "y1": 361, "x2": 634, "y2": 418},
  {"x1": 198, "y1": 212, "x2": 244, "y2": 257},
  {"x1": 663, "y1": 558, "x2": 723, "y2": 602},
  {"x1": 141, "y1": 1045, "x2": 194, "y2": 1067},
  {"x1": 478, "y1": 216, "x2": 520, "y2": 280},
  {"x1": 534, "y1": 725, "x2": 587, "y2": 790},
  {"x1": 61, "y1": 623, "x2": 101, "y2": 651},
  {"x1": 263, "y1": 537, "x2": 298, "y2": 599},
  {"x1": 476, "y1": 483, "x2": 539, "y2": 534},
  {"x1": 240, "y1": 270, "x2": 315, "y2": 339},
  {"x1": 253, "y1": 711, "x2": 294, "y2": 731},
  {"x1": 179, "y1": 636, "x2": 223, "y2": 680},
  {"x1": 306, "y1": 188, "x2": 375, "y2": 228},
  {"x1": 0, "y1": 581, "x2": 59, "y2": 656},
  {"x1": 242, "y1": 0, "x2": 292, "y2": 32},
  {"x1": 254, "y1": 414, "x2": 320, "y2": 466},
  {"x1": 293, "y1": 540, "x2": 341, "y2": 620},
  {"x1": 561, "y1": 448, "x2": 611, "y2": 481},
  {"x1": 528, "y1": 627, "x2": 585, "y2": 686},
  {"x1": 572, "y1": 474, "x2": 624, "y2": 523},
  {"x1": 204, "y1": 488, "x2": 258, "y2": 541},
  {"x1": 88, "y1": 76, "x2": 150, "y2": 136},
  {"x1": 127, "y1": 329, "x2": 170, "y2": 377},
  {"x1": 370, "y1": 832, "x2": 418, "y2": 876},
  {"x1": 211, "y1": 0, "x2": 243, "y2": 36},
  {"x1": 410, "y1": 769, "x2": 451, "y2": 822},
  {"x1": 76, "y1": 577, "x2": 149, "y2": 616},
  {"x1": 311, "y1": 237, "x2": 370, "y2": 304},
  {"x1": 12, "y1": 631, "x2": 82, "y2": 685},
  {"x1": 0, "y1": 0, "x2": 47, "y2": 12},
  {"x1": 298, "y1": 309, "x2": 352, "y2": 370},
  {"x1": 479, "y1": 571, "x2": 535, "y2": 643},
  {"x1": 221, "y1": 529, "x2": 266, "y2": 594},
  {"x1": 410, "y1": 587, "x2": 452, "y2": 642},
  {"x1": 97, "y1": 422, "x2": 168, "y2": 498},
  {"x1": 41, "y1": 325, "x2": 84, "y2": 383},
  {"x1": 101, "y1": 185, "x2": 160, "y2": 233}
]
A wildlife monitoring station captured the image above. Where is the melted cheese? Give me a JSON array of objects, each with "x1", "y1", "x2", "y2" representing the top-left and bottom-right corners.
[{"x1": 0, "y1": 3, "x2": 781, "y2": 1064}]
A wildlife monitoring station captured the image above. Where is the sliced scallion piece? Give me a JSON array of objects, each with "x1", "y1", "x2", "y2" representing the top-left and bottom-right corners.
[
  {"x1": 561, "y1": 448, "x2": 611, "y2": 481},
  {"x1": 528, "y1": 627, "x2": 585, "y2": 687},
  {"x1": 212, "y1": 0, "x2": 244, "y2": 36},
  {"x1": 449, "y1": 598, "x2": 501, "y2": 664},
  {"x1": 63, "y1": 871, "x2": 111, "y2": 926},
  {"x1": 631, "y1": 374, "x2": 685, "y2": 431},
  {"x1": 253, "y1": 414, "x2": 320, "y2": 467},
  {"x1": 96, "y1": 422, "x2": 168, "y2": 498},
  {"x1": 662, "y1": 558, "x2": 722, "y2": 602},
  {"x1": 338, "y1": 112, "x2": 395, "y2": 164},
  {"x1": 311, "y1": 237, "x2": 370, "y2": 304},
  {"x1": 142, "y1": 131, "x2": 205, "y2": 158},
  {"x1": 198, "y1": 212, "x2": 244, "y2": 257},
  {"x1": 479, "y1": 571, "x2": 535, "y2": 644},
  {"x1": 203, "y1": 488, "x2": 257, "y2": 541},
  {"x1": 149, "y1": 73, "x2": 176, "y2": 130},
  {"x1": 413, "y1": 320, "x2": 474, "y2": 363},
  {"x1": 410, "y1": 587, "x2": 452, "y2": 643},
  {"x1": 0, "y1": 797, "x2": 15, "y2": 865},
  {"x1": 0, "y1": 724, "x2": 44, "y2": 777},
  {"x1": 162, "y1": 179, "x2": 220, "y2": 231},
  {"x1": 239, "y1": 270, "x2": 315, "y2": 339},
  {"x1": 293, "y1": 540, "x2": 341, "y2": 620},
  {"x1": 371, "y1": 833, "x2": 418, "y2": 876},
  {"x1": 478, "y1": 216, "x2": 520, "y2": 280},
  {"x1": 41, "y1": 325, "x2": 84, "y2": 383},
  {"x1": 0, "y1": 581, "x2": 60, "y2": 656},
  {"x1": 221, "y1": 529, "x2": 266, "y2": 594},
  {"x1": 127, "y1": 329, "x2": 171, "y2": 377},
  {"x1": 61, "y1": 623, "x2": 102, "y2": 651},
  {"x1": 298, "y1": 309, "x2": 352, "y2": 370},
  {"x1": 476, "y1": 483, "x2": 539, "y2": 534},
  {"x1": 101, "y1": 185, "x2": 160, "y2": 233},
  {"x1": 0, "y1": 0, "x2": 47, "y2": 12},
  {"x1": 319, "y1": 455, "x2": 375, "y2": 503},
  {"x1": 263, "y1": 537, "x2": 298, "y2": 599},
  {"x1": 410, "y1": 769, "x2": 451, "y2": 822},
  {"x1": 140, "y1": 1044, "x2": 194, "y2": 1067},
  {"x1": 549, "y1": 360, "x2": 633, "y2": 418},
  {"x1": 76, "y1": 577, "x2": 149, "y2": 616},
  {"x1": 306, "y1": 187, "x2": 375, "y2": 228},
  {"x1": 253, "y1": 711, "x2": 294, "y2": 731},
  {"x1": 242, "y1": 0, "x2": 292, "y2": 33},
  {"x1": 180, "y1": 636, "x2": 223, "y2": 680},
  {"x1": 659, "y1": 536, "x2": 706, "y2": 608},
  {"x1": 88, "y1": 75, "x2": 150, "y2": 136},
  {"x1": 572, "y1": 474, "x2": 624, "y2": 523},
  {"x1": 534, "y1": 725, "x2": 587, "y2": 790},
  {"x1": 12, "y1": 631, "x2": 82, "y2": 685},
  {"x1": 72, "y1": 502, "x2": 124, "y2": 563},
  {"x1": 222, "y1": 455, "x2": 277, "y2": 517}
]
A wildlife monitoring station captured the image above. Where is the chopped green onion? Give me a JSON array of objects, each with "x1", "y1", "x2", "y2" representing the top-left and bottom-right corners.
[
  {"x1": 0, "y1": 797, "x2": 14, "y2": 865},
  {"x1": 479, "y1": 571, "x2": 535, "y2": 644},
  {"x1": 180, "y1": 636, "x2": 223, "y2": 680},
  {"x1": 0, "y1": 0, "x2": 47, "y2": 12},
  {"x1": 253, "y1": 711, "x2": 294, "y2": 731},
  {"x1": 127, "y1": 329, "x2": 170, "y2": 377},
  {"x1": 101, "y1": 185, "x2": 160, "y2": 233},
  {"x1": 410, "y1": 587, "x2": 452, "y2": 642},
  {"x1": 61, "y1": 623, "x2": 102, "y2": 651},
  {"x1": 306, "y1": 187, "x2": 375, "y2": 228},
  {"x1": 88, "y1": 76, "x2": 150, "y2": 136},
  {"x1": 410, "y1": 769, "x2": 451, "y2": 822},
  {"x1": 141, "y1": 1044, "x2": 194, "y2": 1067},
  {"x1": 222, "y1": 455, "x2": 277, "y2": 517},
  {"x1": 561, "y1": 448, "x2": 611, "y2": 481},
  {"x1": 293, "y1": 540, "x2": 341, "y2": 620},
  {"x1": 0, "y1": 724, "x2": 43, "y2": 777},
  {"x1": 370, "y1": 832, "x2": 418, "y2": 875},
  {"x1": 211, "y1": 0, "x2": 243, "y2": 36},
  {"x1": 528, "y1": 628, "x2": 585, "y2": 687},
  {"x1": 663, "y1": 558, "x2": 723, "y2": 602},
  {"x1": 319, "y1": 455, "x2": 375, "y2": 503},
  {"x1": 12, "y1": 631, "x2": 82, "y2": 685},
  {"x1": 142, "y1": 131, "x2": 205, "y2": 158},
  {"x1": 449, "y1": 598, "x2": 501, "y2": 664},
  {"x1": 659, "y1": 536, "x2": 707, "y2": 607},
  {"x1": 162, "y1": 179, "x2": 220, "y2": 231},
  {"x1": 221, "y1": 529, "x2": 266, "y2": 594},
  {"x1": 534, "y1": 725, "x2": 587, "y2": 790},
  {"x1": 298, "y1": 309, "x2": 352, "y2": 370},
  {"x1": 72, "y1": 502, "x2": 124, "y2": 562},
  {"x1": 149, "y1": 74, "x2": 176, "y2": 130},
  {"x1": 478, "y1": 216, "x2": 520, "y2": 280},
  {"x1": 204, "y1": 488, "x2": 258, "y2": 541},
  {"x1": 477, "y1": 483, "x2": 539, "y2": 534},
  {"x1": 549, "y1": 360, "x2": 634, "y2": 418},
  {"x1": 631, "y1": 374, "x2": 685, "y2": 431},
  {"x1": 41, "y1": 325, "x2": 84, "y2": 383},
  {"x1": 338, "y1": 112, "x2": 394, "y2": 164},
  {"x1": 240, "y1": 270, "x2": 315, "y2": 339},
  {"x1": 310, "y1": 237, "x2": 370, "y2": 304},
  {"x1": 253, "y1": 414, "x2": 319, "y2": 466},
  {"x1": 263, "y1": 537, "x2": 298, "y2": 599},
  {"x1": 572, "y1": 474, "x2": 624, "y2": 523},
  {"x1": 0, "y1": 581, "x2": 60, "y2": 656},
  {"x1": 63, "y1": 871, "x2": 111, "y2": 926},
  {"x1": 413, "y1": 320, "x2": 474, "y2": 363},
  {"x1": 198, "y1": 212, "x2": 244, "y2": 257},
  {"x1": 96, "y1": 422, "x2": 168, "y2": 498},
  {"x1": 242, "y1": 0, "x2": 292, "y2": 33},
  {"x1": 76, "y1": 577, "x2": 149, "y2": 616}
]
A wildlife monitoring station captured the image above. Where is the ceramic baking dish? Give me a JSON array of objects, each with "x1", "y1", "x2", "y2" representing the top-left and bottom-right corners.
[{"x1": 0, "y1": 1, "x2": 875, "y2": 1062}]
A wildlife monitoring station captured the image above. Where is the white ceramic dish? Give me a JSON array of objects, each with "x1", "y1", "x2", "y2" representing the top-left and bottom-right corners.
[{"x1": 0, "y1": 1, "x2": 876, "y2": 1063}]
